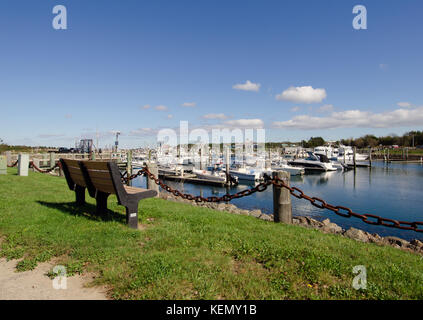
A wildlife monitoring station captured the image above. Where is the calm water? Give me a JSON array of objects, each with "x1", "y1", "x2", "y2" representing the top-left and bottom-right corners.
[{"x1": 132, "y1": 161, "x2": 423, "y2": 241}]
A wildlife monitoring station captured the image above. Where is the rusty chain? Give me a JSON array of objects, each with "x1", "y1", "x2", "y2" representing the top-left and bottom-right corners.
[
  {"x1": 29, "y1": 161, "x2": 60, "y2": 174},
  {"x1": 7, "y1": 160, "x2": 18, "y2": 168},
  {"x1": 123, "y1": 167, "x2": 423, "y2": 233}
]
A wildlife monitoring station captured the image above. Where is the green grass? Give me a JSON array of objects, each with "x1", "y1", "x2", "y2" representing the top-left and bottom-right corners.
[{"x1": 0, "y1": 168, "x2": 422, "y2": 300}]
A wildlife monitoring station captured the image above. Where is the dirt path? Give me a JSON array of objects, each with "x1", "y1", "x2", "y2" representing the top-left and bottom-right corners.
[{"x1": 0, "y1": 258, "x2": 108, "y2": 300}]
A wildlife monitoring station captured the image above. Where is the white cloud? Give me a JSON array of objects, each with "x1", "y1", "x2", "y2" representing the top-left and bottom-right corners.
[
  {"x1": 232, "y1": 80, "x2": 261, "y2": 92},
  {"x1": 181, "y1": 102, "x2": 196, "y2": 107},
  {"x1": 291, "y1": 106, "x2": 300, "y2": 112},
  {"x1": 276, "y1": 86, "x2": 327, "y2": 104},
  {"x1": 272, "y1": 106, "x2": 423, "y2": 130},
  {"x1": 224, "y1": 118, "x2": 264, "y2": 128},
  {"x1": 141, "y1": 104, "x2": 151, "y2": 109},
  {"x1": 202, "y1": 113, "x2": 228, "y2": 120},
  {"x1": 155, "y1": 105, "x2": 168, "y2": 111},
  {"x1": 397, "y1": 102, "x2": 413, "y2": 108},
  {"x1": 318, "y1": 104, "x2": 334, "y2": 113}
]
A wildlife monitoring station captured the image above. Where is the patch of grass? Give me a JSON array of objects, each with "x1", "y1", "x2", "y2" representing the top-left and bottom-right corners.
[{"x1": 0, "y1": 168, "x2": 422, "y2": 299}]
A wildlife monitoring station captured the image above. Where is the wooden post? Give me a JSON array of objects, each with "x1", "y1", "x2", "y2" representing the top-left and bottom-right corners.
[
  {"x1": 126, "y1": 150, "x2": 132, "y2": 186},
  {"x1": 18, "y1": 153, "x2": 29, "y2": 176},
  {"x1": 353, "y1": 147, "x2": 357, "y2": 170},
  {"x1": 200, "y1": 147, "x2": 203, "y2": 170},
  {"x1": 0, "y1": 155, "x2": 6, "y2": 175},
  {"x1": 146, "y1": 162, "x2": 159, "y2": 197},
  {"x1": 369, "y1": 147, "x2": 372, "y2": 167},
  {"x1": 273, "y1": 171, "x2": 292, "y2": 224},
  {"x1": 387, "y1": 148, "x2": 390, "y2": 163},
  {"x1": 225, "y1": 147, "x2": 230, "y2": 185}
]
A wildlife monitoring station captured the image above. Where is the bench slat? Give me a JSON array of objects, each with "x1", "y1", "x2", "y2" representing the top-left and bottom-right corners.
[
  {"x1": 63, "y1": 160, "x2": 86, "y2": 187},
  {"x1": 124, "y1": 186, "x2": 150, "y2": 194},
  {"x1": 83, "y1": 161, "x2": 110, "y2": 170}
]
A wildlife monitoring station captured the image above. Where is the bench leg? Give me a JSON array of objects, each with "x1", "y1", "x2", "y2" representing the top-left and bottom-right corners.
[
  {"x1": 96, "y1": 192, "x2": 109, "y2": 215},
  {"x1": 75, "y1": 186, "x2": 85, "y2": 206},
  {"x1": 125, "y1": 203, "x2": 139, "y2": 229}
]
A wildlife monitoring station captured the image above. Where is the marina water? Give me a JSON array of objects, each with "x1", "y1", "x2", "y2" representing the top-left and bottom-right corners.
[{"x1": 132, "y1": 161, "x2": 423, "y2": 241}]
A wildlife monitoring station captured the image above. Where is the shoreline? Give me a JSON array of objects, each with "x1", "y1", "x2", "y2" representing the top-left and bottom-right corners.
[{"x1": 159, "y1": 191, "x2": 423, "y2": 256}]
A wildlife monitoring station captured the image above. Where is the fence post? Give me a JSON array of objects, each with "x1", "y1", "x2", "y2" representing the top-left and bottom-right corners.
[
  {"x1": 0, "y1": 155, "x2": 6, "y2": 175},
  {"x1": 18, "y1": 153, "x2": 29, "y2": 176},
  {"x1": 146, "y1": 162, "x2": 159, "y2": 197},
  {"x1": 5, "y1": 151, "x2": 12, "y2": 167},
  {"x1": 50, "y1": 152, "x2": 55, "y2": 169},
  {"x1": 32, "y1": 158, "x2": 40, "y2": 172},
  {"x1": 272, "y1": 171, "x2": 292, "y2": 224}
]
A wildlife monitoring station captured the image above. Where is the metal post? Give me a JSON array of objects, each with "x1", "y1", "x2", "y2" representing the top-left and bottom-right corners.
[
  {"x1": 273, "y1": 171, "x2": 292, "y2": 224},
  {"x1": 18, "y1": 154, "x2": 29, "y2": 176},
  {"x1": 126, "y1": 150, "x2": 132, "y2": 186},
  {"x1": 146, "y1": 162, "x2": 159, "y2": 197}
]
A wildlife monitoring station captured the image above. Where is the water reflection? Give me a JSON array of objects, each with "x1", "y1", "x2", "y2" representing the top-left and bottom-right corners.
[{"x1": 132, "y1": 162, "x2": 423, "y2": 241}]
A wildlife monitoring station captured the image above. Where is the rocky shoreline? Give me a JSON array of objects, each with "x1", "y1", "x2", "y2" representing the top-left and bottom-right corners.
[{"x1": 159, "y1": 191, "x2": 423, "y2": 255}]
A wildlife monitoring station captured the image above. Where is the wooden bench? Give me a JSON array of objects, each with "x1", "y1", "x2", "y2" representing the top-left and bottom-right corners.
[
  {"x1": 60, "y1": 159, "x2": 158, "y2": 229},
  {"x1": 60, "y1": 159, "x2": 88, "y2": 206}
]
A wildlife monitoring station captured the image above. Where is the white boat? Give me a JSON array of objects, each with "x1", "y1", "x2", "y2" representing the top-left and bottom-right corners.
[
  {"x1": 337, "y1": 145, "x2": 368, "y2": 162},
  {"x1": 314, "y1": 146, "x2": 338, "y2": 159},
  {"x1": 288, "y1": 152, "x2": 337, "y2": 172},
  {"x1": 229, "y1": 166, "x2": 264, "y2": 181},
  {"x1": 192, "y1": 169, "x2": 228, "y2": 183},
  {"x1": 270, "y1": 160, "x2": 305, "y2": 176}
]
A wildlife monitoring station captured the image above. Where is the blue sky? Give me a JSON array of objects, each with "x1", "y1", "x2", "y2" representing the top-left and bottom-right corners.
[{"x1": 1, "y1": 0, "x2": 423, "y2": 148}]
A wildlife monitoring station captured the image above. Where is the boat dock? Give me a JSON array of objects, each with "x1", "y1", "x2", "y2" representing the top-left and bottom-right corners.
[{"x1": 158, "y1": 173, "x2": 229, "y2": 187}]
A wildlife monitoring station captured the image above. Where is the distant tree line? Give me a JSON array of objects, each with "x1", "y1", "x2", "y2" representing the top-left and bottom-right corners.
[
  {"x1": 340, "y1": 131, "x2": 423, "y2": 148},
  {"x1": 298, "y1": 131, "x2": 423, "y2": 149}
]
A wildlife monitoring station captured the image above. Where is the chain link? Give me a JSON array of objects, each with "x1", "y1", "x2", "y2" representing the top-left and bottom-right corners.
[{"x1": 123, "y1": 167, "x2": 423, "y2": 233}]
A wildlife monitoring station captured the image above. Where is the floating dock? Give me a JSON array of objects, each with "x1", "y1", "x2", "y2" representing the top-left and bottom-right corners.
[{"x1": 159, "y1": 173, "x2": 229, "y2": 187}]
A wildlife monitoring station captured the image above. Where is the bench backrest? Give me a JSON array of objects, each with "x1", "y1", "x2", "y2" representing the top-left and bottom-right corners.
[
  {"x1": 60, "y1": 159, "x2": 87, "y2": 190},
  {"x1": 80, "y1": 161, "x2": 127, "y2": 203}
]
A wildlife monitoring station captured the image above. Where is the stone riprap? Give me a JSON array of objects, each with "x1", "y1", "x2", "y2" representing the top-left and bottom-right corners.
[{"x1": 159, "y1": 191, "x2": 423, "y2": 255}]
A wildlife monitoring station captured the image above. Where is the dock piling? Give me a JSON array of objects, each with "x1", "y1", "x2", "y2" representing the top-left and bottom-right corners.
[
  {"x1": 146, "y1": 162, "x2": 159, "y2": 197},
  {"x1": 353, "y1": 147, "x2": 357, "y2": 170},
  {"x1": 272, "y1": 171, "x2": 292, "y2": 224}
]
